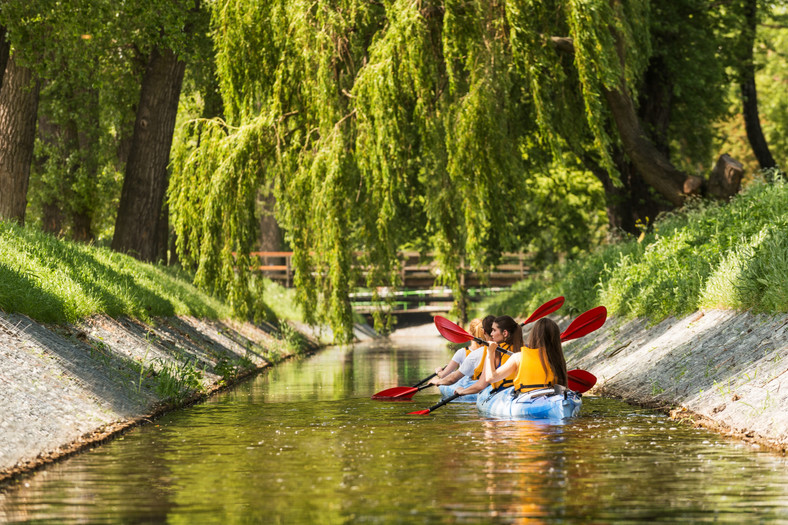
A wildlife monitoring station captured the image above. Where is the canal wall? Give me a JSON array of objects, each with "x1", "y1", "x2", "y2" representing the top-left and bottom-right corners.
[
  {"x1": 0, "y1": 312, "x2": 368, "y2": 485},
  {"x1": 565, "y1": 309, "x2": 788, "y2": 453}
]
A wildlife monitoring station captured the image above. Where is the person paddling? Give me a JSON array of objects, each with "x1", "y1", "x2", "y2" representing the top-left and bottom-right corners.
[
  {"x1": 480, "y1": 317, "x2": 568, "y2": 394},
  {"x1": 428, "y1": 315, "x2": 495, "y2": 390},
  {"x1": 432, "y1": 318, "x2": 483, "y2": 380},
  {"x1": 453, "y1": 315, "x2": 524, "y2": 397}
]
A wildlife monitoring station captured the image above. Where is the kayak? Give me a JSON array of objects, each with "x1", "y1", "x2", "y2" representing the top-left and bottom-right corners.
[
  {"x1": 476, "y1": 385, "x2": 582, "y2": 420},
  {"x1": 438, "y1": 375, "x2": 478, "y2": 402}
]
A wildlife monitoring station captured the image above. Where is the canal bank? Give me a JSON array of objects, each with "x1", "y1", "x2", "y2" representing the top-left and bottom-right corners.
[
  {"x1": 565, "y1": 309, "x2": 788, "y2": 453},
  {"x1": 3, "y1": 306, "x2": 786, "y2": 487},
  {"x1": 0, "y1": 312, "x2": 380, "y2": 485}
]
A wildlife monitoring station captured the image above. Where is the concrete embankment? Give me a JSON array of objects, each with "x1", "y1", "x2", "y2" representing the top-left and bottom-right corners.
[
  {"x1": 0, "y1": 312, "x2": 354, "y2": 485},
  {"x1": 565, "y1": 309, "x2": 788, "y2": 453}
]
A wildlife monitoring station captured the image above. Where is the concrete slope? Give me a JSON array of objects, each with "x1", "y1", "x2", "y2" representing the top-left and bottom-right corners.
[{"x1": 565, "y1": 309, "x2": 788, "y2": 452}]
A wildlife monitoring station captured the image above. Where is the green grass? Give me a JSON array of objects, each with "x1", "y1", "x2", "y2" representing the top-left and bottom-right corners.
[
  {"x1": 475, "y1": 172, "x2": 788, "y2": 321},
  {"x1": 0, "y1": 221, "x2": 238, "y2": 323}
]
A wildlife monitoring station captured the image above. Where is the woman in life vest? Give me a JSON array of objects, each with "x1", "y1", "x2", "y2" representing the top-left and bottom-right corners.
[
  {"x1": 433, "y1": 318, "x2": 483, "y2": 379},
  {"x1": 428, "y1": 315, "x2": 495, "y2": 388},
  {"x1": 481, "y1": 317, "x2": 568, "y2": 394},
  {"x1": 453, "y1": 315, "x2": 524, "y2": 396}
]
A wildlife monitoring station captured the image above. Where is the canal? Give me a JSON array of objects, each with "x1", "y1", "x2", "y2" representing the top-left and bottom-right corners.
[{"x1": 2, "y1": 331, "x2": 788, "y2": 523}]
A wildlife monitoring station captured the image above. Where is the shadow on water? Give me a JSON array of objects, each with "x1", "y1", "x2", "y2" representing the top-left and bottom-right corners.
[{"x1": 2, "y1": 337, "x2": 788, "y2": 523}]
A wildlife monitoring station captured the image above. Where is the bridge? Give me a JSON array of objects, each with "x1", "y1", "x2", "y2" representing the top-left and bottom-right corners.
[{"x1": 250, "y1": 251, "x2": 529, "y2": 315}]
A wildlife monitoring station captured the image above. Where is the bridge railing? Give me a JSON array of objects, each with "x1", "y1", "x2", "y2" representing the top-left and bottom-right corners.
[{"x1": 248, "y1": 251, "x2": 529, "y2": 289}]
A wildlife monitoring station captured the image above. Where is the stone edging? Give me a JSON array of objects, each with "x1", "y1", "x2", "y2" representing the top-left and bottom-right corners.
[
  {"x1": 565, "y1": 309, "x2": 788, "y2": 453},
  {"x1": 0, "y1": 312, "x2": 323, "y2": 486}
]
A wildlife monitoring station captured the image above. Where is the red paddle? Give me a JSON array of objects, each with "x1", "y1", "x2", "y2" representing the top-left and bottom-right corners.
[
  {"x1": 411, "y1": 306, "x2": 606, "y2": 415},
  {"x1": 434, "y1": 305, "x2": 607, "y2": 350},
  {"x1": 567, "y1": 368, "x2": 597, "y2": 392},
  {"x1": 407, "y1": 370, "x2": 597, "y2": 415},
  {"x1": 373, "y1": 297, "x2": 565, "y2": 400},
  {"x1": 371, "y1": 372, "x2": 438, "y2": 399}
]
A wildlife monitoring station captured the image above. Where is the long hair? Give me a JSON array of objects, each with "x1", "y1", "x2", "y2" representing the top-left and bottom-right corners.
[
  {"x1": 493, "y1": 315, "x2": 524, "y2": 353},
  {"x1": 481, "y1": 315, "x2": 496, "y2": 337},
  {"x1": 526, "y1": 318, "x2": 568, "y2": 387}
]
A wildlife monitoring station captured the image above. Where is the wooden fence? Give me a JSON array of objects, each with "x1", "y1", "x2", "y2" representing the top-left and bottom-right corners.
[{"x1": 248, "y1": 251, "x2": 529, "y2": 289}]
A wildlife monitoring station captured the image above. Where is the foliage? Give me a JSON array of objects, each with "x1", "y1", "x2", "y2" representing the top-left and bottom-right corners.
[
  {"x1": 0, "y1": 220, "x2": 231, "y2": 323},
  {"x1": 169, "y1": 0, "x2": 611, "y2": 342},
  {"x1": 474, "y1": 174, "x2": 788, "y2": 320}
]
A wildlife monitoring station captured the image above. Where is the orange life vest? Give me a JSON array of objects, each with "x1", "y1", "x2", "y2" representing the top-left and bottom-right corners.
[
  {"x1": 472, "y1": 342, "x2": 515, "y2": 390},
  {"x1": 513, "y1": 346, "x2": 555, "y2": 393}
]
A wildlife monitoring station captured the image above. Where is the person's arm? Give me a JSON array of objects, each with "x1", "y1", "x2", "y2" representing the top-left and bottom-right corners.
[
  {"x1": 436, "y1": 360, "x2": 459, "y2": 378},
  {"x1": 455, "y1": 377, "x2": 489, "y2": 395},
  {"x1": 483, "y1": 346, "x2": 520, "y2": 384},
  {"x1": 429, "y1": 369, "x2": 464, "y2": 386}
]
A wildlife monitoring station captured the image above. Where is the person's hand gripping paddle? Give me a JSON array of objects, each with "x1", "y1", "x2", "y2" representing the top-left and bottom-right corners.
[
  {"x1": 409, "y1": 306, "x2": 606, "y2": 415},
  {"x1": 371, "y1": 297, "x2": 565, "y2": 400}
]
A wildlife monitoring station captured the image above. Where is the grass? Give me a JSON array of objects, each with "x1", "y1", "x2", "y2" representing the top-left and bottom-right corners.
[
  {"x1": 0, "y1": 220, "x2": 302, "y2": 324},
  {"x1": 474, "y1": 171, "x2": 788, "y2": 321}
]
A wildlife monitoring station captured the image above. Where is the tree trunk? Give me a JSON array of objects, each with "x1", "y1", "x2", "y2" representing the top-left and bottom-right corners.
[
  {"x1": 0, "y1": 55, "x2": 40, "y2": 224},
  {"x1": 582, "y1": 148, "x2": 669, "y2": 236},
  {"x1": 548, "y1": 34, "x2": 694, "y2": 208},
  {"x1": 0, "y1": 26, "x2": 9, "y2": 91},
  {"x1": 112, "y1": 47, "x2": 185, "y2": 261},
  {"x1": 35, "y1": 109, "x2": 64, "y2": 235},
  {"x1": 258, "y1": 191, "x2": 282, "y2": 252},
  {"x1": 69, "y1": 85, "x2": 101, "y2": 243},
  {"x1": 603, "y1": 83, "x2": 692, "y2": 207},
  {"x1": 740, "y1": 0, "x2": 775, "y2": 170}
]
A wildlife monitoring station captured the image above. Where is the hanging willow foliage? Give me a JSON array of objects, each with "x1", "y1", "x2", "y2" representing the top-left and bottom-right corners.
[{"x1": 169, "y1": 0, "x2": 640, "y2": 342}]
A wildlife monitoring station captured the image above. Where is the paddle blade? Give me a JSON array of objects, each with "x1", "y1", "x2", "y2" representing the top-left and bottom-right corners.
[
  {"x1": 567, "y1": 369, "x2": 597, "y2": 393},
  {"x1": 434, "y1": 316, "x2": 475, "y2": 344},
  {"x1": 522, "y1": 296, "x2": 565, "y2": 325},
  {"x1": 560, "y1": 306, "x2": 607, "y2": 341},
  {"x1": 371, "y1": 386, "x2": 417, "y2": 400},
  {"x1": 408, "y1": 409, "x2": 431, "y2": 415}
]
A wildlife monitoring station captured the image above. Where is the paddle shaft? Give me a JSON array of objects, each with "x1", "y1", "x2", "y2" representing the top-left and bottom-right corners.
[
  {"x1": 411, "y1": 372, "x2": 437, "y2": 388},
  {"x1": 410, "y1": 392, "x2": 462, "y2": 414}
]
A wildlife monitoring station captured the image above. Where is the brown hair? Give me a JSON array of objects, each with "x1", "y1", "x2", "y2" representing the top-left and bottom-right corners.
[
  {"x1": 481, "y1": 315, "x2": 496, "y2": 337},
  {"x1": 526, "y1": 318, "x2": 568, "y2": 387},
  {"x1": 493, "y1": 315, "x2": 524, "y2": 354}
]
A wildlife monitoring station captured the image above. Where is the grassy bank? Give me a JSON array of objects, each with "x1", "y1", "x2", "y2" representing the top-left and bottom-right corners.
[
  {"x1": 476, "y1": 174, "x2": 788, "y2": 321},
  {"x1": 0, "y1": 221, "x2": 301, "y2": 324}
]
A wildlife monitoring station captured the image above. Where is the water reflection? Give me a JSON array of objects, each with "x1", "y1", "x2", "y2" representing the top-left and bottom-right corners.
[{"x1": 2, "y1": 338, "x2": 788, "y2": 523}]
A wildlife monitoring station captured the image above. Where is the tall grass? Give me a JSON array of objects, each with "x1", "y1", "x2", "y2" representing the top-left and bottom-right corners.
[
  {"x1": 475, "y1": 173, "x2": 788, "y2": 321},
  {"x1": 0, "y1": 221, "x2": 234, "y2": 323}
]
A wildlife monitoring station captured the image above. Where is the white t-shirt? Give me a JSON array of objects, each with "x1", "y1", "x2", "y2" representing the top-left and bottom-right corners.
[
  {"x1": 450, "y1": 347, "x2": 468, "y2": 366},
  {"x1": 459, "y1": 347, "x2": 485, "y2": 377}
]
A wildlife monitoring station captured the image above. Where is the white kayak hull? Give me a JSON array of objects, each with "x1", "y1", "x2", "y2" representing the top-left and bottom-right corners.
[{"x1": 476, "y1": 385, "x2": 582, "y2": 420}]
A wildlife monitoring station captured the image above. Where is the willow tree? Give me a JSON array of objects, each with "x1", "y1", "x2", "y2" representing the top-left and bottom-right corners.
[
  {"x1": 173, "y1": 0, "x2": 732, "y2": 340},
  {"x1": 170, "y1": 0, "x2": 551, "y2": 340},
  {"x1": 506, "y1": 0, "x2": 736, "y2": 232}
]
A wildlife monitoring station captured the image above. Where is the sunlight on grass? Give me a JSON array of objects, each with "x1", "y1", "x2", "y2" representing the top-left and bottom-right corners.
[
  {"x1": 0, "y1": 221, "x2": 232, "y2": 323},
  {"x1": 474, "y1": 172, "x2": 788, "y2": 321}
]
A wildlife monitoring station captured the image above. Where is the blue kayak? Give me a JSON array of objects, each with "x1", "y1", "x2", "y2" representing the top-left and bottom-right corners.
[
  {"x1": 476, "y1": 385, "x2": 582, "y2": 420},
  {"x1": 438, "y1": 375, "x2": 478, "y2": 402}
]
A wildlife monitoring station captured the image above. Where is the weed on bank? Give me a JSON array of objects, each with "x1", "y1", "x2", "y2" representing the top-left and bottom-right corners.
[{"x1": 477, "y1": 174, "x2": 788, "y2": 321}]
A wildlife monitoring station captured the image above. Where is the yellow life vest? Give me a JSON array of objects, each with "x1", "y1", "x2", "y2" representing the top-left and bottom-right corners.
[
  {"x1": 465, "y1": 347, "x2": 473, "y2": 357},
  {"x1": 472, "y1": 342, "x2": 515, "y2": 390},
  {"x1": 513, "y1": 347, "x2": 555, "y2": 393}
]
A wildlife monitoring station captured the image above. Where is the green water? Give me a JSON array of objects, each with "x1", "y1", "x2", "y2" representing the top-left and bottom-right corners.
[{"x1": 2, "y1": 336, "x2": 788, "y2": 523}]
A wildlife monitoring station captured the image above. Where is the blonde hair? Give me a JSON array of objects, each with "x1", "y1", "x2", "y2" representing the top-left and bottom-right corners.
[{"x1": 468, "y1": 318, "x2": 483, "y2": 349}]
